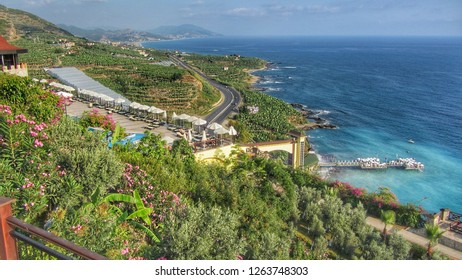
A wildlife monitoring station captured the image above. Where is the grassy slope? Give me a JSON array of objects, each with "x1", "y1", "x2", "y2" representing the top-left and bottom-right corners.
[{"x1": 0, "y1": 5, "x2": 220, "y2": 116}]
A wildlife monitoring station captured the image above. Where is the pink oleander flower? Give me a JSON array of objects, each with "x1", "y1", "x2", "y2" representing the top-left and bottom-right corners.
[
  {"x1": 0, "y1": 104, "x2": 12, "y2": 115},
  {"x1": 22, "y1": 181, "x2": 34, "y2": 189},
  {"x1": 33, "y1": 139, "x2": 44, "y2": 148},
  {"x1": 121, "y1": 248, "x2": 129, "y2": 255},
  {"x1": 71, "y1": 224, "x2": 83, "y2": 234}
]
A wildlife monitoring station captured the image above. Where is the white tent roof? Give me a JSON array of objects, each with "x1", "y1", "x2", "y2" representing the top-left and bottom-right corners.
[
  {"x1": 214, "y1": 127, "x2": 229, "y2": 134},
  {"x1": 177, "y1": 113, "x2": 190, "y2": 120},
  {"x1": 228, "y1": 126, "x2": 238, "y2": 136},
  {"x1": 208, "y1": 122, "x2": 222, "y2": 130},
  {"x1": 193, "y1": 118, "x2": 207, "y2": 126},
  {"x1": 56, "y1": 91, "x2": 74, "y2": 98}
]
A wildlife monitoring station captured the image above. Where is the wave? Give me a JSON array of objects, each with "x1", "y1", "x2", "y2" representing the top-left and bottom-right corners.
[{"x1": 283, "y1": 66, "x2": 297, "y2": 69}]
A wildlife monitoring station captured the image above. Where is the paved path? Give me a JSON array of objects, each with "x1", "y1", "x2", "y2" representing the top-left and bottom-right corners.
[
  {"x1": 169, "y1": 55, "x2": 241, "y2": 125},
  {"x1": 366, "y1": 216, "x2": 462, "y2": 259},
  {"x1": 66, "y1": 100, "x2": 179, "y2": 139}
]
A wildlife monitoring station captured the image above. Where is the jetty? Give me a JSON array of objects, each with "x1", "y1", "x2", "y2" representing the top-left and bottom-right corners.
[{"x1": 318, "y1": 157, "x2": 424, "y2": 171}]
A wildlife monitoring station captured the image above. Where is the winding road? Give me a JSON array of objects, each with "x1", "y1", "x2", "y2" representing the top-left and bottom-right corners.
[{"x1": 169, "y1": 55, "x2": 241, "y2": 125}]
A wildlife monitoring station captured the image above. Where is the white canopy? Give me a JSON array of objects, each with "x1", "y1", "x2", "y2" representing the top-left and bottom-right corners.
[
  {"x1": 151, "y1": 107, "x2": 165, "y2": 114},
  {"x1": 208, "y1": 122, "x2": 222, "y2": 130},
  {"x1": 228, "y1": 126, "x2": 238, "y2": 136},
  {"x1": 177, "y1": 113, "x2": 190, "y2": 120},
  {"x1": 115, "y1": 98, "x2": 126, "y2": 104},
  {"x1": 129, "y1": 102, "x2": 141, "y2": 109},
  {"x1": 56, "y1": 91, "x2": 73, "y2": 98},
  {"x1": 201, "y1": 130, "x2": 207, "y2": 142},
  {"x1": 193, "y1": 118, "x2": 207, "y2": 126},
  {"x1": 101, "y1": 95, "x2": 114, "y2": 102},
  {"x1": 172, "y1": 112, "x2": 178, "y2": 120},
  {"x1": 214, "y1": 127, "x2": 229, "y2": 135},
  {"x1": 187, "y1": 116, "x2": 198, "y2": 123},
  {"x1": 139, "y1": 105, "x2": 150, "y2": 111},
  {"x1": 50, "y1": 82, "x2": 76, "y2": 92}
]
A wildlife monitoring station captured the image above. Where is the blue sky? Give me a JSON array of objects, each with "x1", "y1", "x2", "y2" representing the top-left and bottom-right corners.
[{"x1": 3, "y1": 0, "x2": 462, "y2": 36}]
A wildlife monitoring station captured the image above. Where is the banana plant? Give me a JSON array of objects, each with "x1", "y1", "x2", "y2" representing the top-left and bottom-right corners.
[{"x1": 103, "y1": 190, "x2": 160, "y2": 243}]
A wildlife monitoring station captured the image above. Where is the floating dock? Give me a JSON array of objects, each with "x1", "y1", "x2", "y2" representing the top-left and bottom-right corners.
[{"x1": 318, "y1": 157, "x2": 424, "y2": 171}]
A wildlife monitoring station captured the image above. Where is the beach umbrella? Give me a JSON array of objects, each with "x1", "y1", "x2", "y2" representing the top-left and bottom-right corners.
[
  {"x1": 148, "y1": 106, "x2": 158, "y2": 113},
  {"x1": 139, "y1": 105, "x2": 150, "y2": 111},
  {"x1": 177, "y1": 113, "x2": 190, "y2": 127},
  {"x1": 214, "y1": 127, "x2": 229, "y2": 135},
  {"x1": 129, "y1": 102, "x2": 141, "y2": 109},
  {"x1": 201, "y1": 130, "x2": 207, "y2": 142},
  {"x1": 177, "y1": 113, "x2": 190, "y2": 120},
  {"x1": 193, "y1": 118, "x2": 207, "y2": 126},
  {"x1": 186, "y1": 116, "x2": 198, "y2": 129},
  {"x1": 208, "y1": 122, "x2": 222, "y2": 130},
  {"x1": 187, "y1": 116, "x2": 198, "y2": 123},
  {"x1": 32, "y1": 78, "x2": 39, "y2": 82},
  {"x1": 228, "y1": 126, "x2": 238, "y2": 143},
  {"x1": 214, "y1": 127, "x2": 229, "y2": 145},
  {"x1": 188, "y1": 129, "x2": 193, "y2": 142},
  {"x1": 228, "y1": 126, "x2": 238, "y2": 136},
  {"x1": 171, "y1": 112, "x2": 178, "y2": 125},
  {"x1": 40, "y1": 79, "x2": 48, "y2": 84},
  {"x1": 150, "y1": 107, "x2": 164, "y2": 119},
  {"x1": 193, "y1": 118, "x2": 207, "y2": 132},
  {"x1": 129, "y1": 102, "x2": 141, "y2": 114},
  {"x1": 162, "y1": 110, "x2": 167, "y2": 119},
  {"x1": 138, "y1": 105, "x2": 150, "y2": 117}
]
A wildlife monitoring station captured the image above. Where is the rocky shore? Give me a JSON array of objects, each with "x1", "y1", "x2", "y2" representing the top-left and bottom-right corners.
[{"x1": 291, "y1": 103, "x2": 338, "y2": 130}]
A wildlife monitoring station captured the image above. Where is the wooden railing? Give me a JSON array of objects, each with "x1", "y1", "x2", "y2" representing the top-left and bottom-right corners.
[{"x1": 0, "y1": 197, "x2": 107, "y2": 260}]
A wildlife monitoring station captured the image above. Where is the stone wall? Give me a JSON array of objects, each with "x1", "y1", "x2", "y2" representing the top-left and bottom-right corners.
[{"x1": 2, "y1": 63, "x2": 28, "y2": 77}]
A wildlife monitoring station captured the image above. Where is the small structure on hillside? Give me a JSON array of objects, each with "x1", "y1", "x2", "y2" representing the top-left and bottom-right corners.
[{"x1": 0, "y1": 36, "x2": 28, "y2": 77}]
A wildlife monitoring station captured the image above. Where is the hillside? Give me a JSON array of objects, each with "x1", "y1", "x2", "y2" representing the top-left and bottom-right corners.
[
  {"x1": 147, "y1": 24, "x2": 222, "y2": 39},
  {"x1": 0, "y1": 5, "x2": 220, "y2": 115},
  {"x1": 0, "y1": 4, "x2": 72, "y2": 41},
  {"x1": 58, "y1": 24, "x2": 165, "y2": 43}
]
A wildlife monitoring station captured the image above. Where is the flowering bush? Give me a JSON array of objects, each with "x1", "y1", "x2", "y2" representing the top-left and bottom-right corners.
[
  {"x1": 118, "y1": 163, "x2": 184, "y2": 226},
  {"x1": 79, "y1": 109, "x2": 116, "y2": 131}
]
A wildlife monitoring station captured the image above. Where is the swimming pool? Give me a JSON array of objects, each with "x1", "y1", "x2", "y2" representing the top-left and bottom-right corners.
[{"x1": 88, "y1": 127, "x2": 145, "y2": 147}]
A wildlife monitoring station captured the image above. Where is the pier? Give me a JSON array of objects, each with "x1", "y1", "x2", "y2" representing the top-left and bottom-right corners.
[{"x1": 318, "y1": 157, "x2": 424, "y2": 171}]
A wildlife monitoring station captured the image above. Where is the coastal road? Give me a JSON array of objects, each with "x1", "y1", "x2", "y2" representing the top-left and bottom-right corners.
[{"x1": 169, "y1": 55, "x2": 241, "y2": 125}]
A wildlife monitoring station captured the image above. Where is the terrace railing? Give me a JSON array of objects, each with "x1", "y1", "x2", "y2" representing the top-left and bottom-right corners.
[{"x1": 0, "y1": 197, "x2": 107, "y2": 260}]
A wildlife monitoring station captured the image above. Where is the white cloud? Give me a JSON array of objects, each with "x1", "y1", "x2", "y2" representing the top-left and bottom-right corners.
[
  {"x1": 225, "y1": 7, "x2": 266, "y2": 17},
  {"x1": 73, "y1": 0, "x2": 107, "y2": 4},
  {"x1": 25, "y1": 0, "x2": 56, "y2": 6}
]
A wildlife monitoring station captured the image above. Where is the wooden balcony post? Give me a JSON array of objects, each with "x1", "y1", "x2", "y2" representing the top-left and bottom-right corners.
[{"x1": 0, "y1": 197, "x2": 18, "y2": 260}]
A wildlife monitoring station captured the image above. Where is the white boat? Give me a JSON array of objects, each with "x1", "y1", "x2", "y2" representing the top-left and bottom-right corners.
[{"x1": 408, "y1": 139, "x2": 415, "y2": 144}]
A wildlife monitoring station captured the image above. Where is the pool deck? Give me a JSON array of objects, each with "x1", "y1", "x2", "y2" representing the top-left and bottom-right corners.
[{"x1": 66, "y1": 100, "x2": 179, "y2": 139}]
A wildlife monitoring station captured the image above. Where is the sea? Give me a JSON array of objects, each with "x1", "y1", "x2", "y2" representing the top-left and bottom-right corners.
[{"x1": 144, "y1": 36, "x2": 462, "y2": 214}]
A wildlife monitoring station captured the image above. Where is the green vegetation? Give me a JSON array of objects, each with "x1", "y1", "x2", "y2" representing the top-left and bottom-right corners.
[
  {"x1": 183, "y1": 54, "x2": 307, "y2": 142},
  {"x1": 0, "y1": 6, "x2": 221, "y2": 116},
  {"x1": 1, "y1": 74, "x2": 438, "y2": 260}
]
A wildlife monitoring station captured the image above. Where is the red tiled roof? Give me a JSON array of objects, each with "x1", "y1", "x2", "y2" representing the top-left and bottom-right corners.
[{"x1": 0, "y1": 36, "x2": 28, "y2": 54}]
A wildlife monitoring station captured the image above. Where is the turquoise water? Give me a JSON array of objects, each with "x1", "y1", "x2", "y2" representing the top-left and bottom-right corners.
[
  {"x1": 88, "y1": 127, "x2": 145, "y2": 147},
  {"x1": 144, "y1": 37, "x2": 462, "y2": 213}
]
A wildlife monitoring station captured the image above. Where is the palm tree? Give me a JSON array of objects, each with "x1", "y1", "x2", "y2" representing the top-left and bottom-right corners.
[
  {"x1": 380, "y1": 210, "x2": 396, "y2": 239},
  {"x1": 425, "y1": 223, "x2": 445, "y2": 259}
]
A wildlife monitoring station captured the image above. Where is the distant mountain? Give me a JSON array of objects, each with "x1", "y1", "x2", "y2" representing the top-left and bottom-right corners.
[
  {"x1": 147, "y1": 24, "x2": 222, "y2": 39},
  {"x1": 0, "y1": 5, "x2": 73, "y2": 41},
  {"x1": 58, "y1": 24, "x2": 165, "y2": 43}
]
